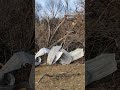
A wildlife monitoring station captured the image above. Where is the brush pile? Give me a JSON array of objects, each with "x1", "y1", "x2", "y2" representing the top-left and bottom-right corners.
[
  {"x1": 35, "y1": 13, "x2": 85, "y2": 52},
  {"x1": 86, "y1": 0, "x2": 120, "y2": 89},
  {"x1": 86, "y1": 0, "x2": 120, "y2": 60},
  {"x1": 0, "y1": 0, "x2": 34, "y2": 63}
]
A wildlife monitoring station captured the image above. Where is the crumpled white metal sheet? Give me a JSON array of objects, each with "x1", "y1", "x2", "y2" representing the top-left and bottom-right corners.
[
  {"x1": 69, "y1": 48, "x2": 84, "y2": 61},
  {"x1": 86, "y1": 54, "x2": 117, "y2": 85},
  {"x1": 35, "y1": 46, "x2": 84, "y2": 65},
  {"x1": 0, "y1": 51, "x2": 34, "y2": 85},
  {"x1": 0, "y1": 51, "x2": 34, "y2": 74},
  {"x1": 35, "y1": 48, "x2": 50, "y2": 66},
  {"x1": 47, "y1": 46, "x2": 62, "y2": 65},
  {"x1": 35, "y1": 48, "x2": 50, "y2": 59},
  {"x1": 59, "y1": 49, "x2": 73, "y2": 65}
]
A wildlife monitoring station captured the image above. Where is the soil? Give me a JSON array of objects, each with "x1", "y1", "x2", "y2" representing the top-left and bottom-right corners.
[{"x1": 35, "y1": 64, "x2": 85, "y2": 90}]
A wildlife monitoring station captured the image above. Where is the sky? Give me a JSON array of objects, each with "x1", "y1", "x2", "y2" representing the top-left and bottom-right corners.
[
  {"x1": 35, "y1": 0, "x2": 84, "y2": 18},
  {"x1": 36, "y1": 0, "x2": 75, "y2": 7}
]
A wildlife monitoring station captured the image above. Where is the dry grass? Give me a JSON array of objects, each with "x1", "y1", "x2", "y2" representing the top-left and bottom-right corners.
[{"x1": 35, "y1": 64, "x2": 85, "y2": 90}]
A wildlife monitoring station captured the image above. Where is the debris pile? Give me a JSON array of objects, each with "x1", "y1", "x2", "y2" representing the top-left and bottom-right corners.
[
  {"x1": 0, "y1": 52, "x2": 34, "y2": 90},
  {"x1": 35, "y1": 46, "x2": 118, "y2": 86},
  {"x1": 35, "y1": 13, "x2": 85, "y2": 52}
]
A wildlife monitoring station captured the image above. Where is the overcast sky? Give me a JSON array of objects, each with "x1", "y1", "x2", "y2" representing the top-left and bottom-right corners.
[
  {"x1": 36, "y1": 0, "x2": 75, "y2": 6},
  {"x1": 35, "y1": 0, "x2": 84, "y2": 18}
]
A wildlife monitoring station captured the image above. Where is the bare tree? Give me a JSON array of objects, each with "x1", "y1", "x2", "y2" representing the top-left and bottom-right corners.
[
  {"x1": 44, "y1": 0, "x2": 64, "y2": 18},
  {"x1": 35, "y1": 2, "x2": 42, "y2": 22},
  {"x1": 64, "y1": 0, "x2": 69, "y2": 14},
  {"x1": 74, "y1": 0, "x2": 85, "y2": 14}
]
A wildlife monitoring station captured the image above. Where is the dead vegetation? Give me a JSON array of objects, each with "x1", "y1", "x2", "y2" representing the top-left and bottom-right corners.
[
  {"x1": 35, "y1": 0, "x2": 85, "y2": 90},
  {"x1": 0, "y1": 0, "x2": 34, "y2": 89},
  {"x1": 86, "y1": 0, "x2": 120, "y2": 89},
  {"x1": 35, "y1": 0, "x2": 85, "y2": 52},
  {"x1": 0, "y1": 0, "x2": 34, "y2": 64},
  {"x1": 35, "y1": 13, "x2": 85, "y2": 52}
]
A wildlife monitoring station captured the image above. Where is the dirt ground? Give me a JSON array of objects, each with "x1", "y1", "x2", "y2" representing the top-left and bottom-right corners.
[{"x1": 35, "y1": 64, "x2": 85, "y2": 90}]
